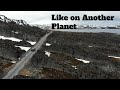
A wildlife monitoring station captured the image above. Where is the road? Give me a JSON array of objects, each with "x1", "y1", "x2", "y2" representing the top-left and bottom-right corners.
[{"x1": 2, "y1": 31, "x2": 53, "y2": 79}]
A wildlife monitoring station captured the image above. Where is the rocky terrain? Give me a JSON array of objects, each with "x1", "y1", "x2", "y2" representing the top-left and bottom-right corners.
[
  {"x1": 0, "y1": 15, "x2": 48, "y2": 78},
  {"x1": 0, "y1": 15, "x2": 47, "y2": 42},
  {"x1": 33, "y1": 24, "x2": 120, "y2": 30},
  {"x1": 15, "y1": 31, "x2": 120, "y2": 79},
  {"x1": 77, "y1": 25, "x2": 120, "y2": 29},
  {"x1": 1, "y1": 14, "x2": 120, "y2": 79}
]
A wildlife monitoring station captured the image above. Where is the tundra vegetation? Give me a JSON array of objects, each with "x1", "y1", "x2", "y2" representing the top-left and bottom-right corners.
[{"x1": 19, "y1": 31, "x2": 120, "y2": 79}]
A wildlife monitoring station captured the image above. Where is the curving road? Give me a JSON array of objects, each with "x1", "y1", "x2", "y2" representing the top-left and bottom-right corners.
[{"x1": 2, "y1": 31, "x2": 53, "y2": 79}]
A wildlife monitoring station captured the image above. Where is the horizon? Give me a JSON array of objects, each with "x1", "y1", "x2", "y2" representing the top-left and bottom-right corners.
[{"x1": 0, "y1": 11, "x2": 120, "y2": 26}]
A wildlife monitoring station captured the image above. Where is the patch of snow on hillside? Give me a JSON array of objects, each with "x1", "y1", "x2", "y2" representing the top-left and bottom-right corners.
[
  {"x1": 46, "y1": 43, "x2": 51, "y2": 46},
  {"x1": 11, "y1": 61, "x2": 17, "y2": 63},
  {"x1": 0, "y1": 36, "x2": 22, "y2": 42},
  {"x1": 75, "y1": 58, "x2": 90, "y2": 63},
  {"x1": 15, "y1": 32, "x2": 19, "y2": 34},
  {"x1": 88, "y1": 45, "x2": 93, "y2": 47},
  {"x1": 108, "y1": 56, "x2": 120, "y2": 59},
  {"x1": 45, "y1": 51, "x2": 51, "y2": 57},
  {"x1": 27, "y1": 41, "x2": 36, "y2": 45},
  {"x1": 15, "y1": 45, "x2": 30, "y2": 51},
  {"x1": 72, "y1": 65, "x2": 78, "y2": 70},
  {"x1": 12, "y1": 31, "x2": 19, "y2": 34}
]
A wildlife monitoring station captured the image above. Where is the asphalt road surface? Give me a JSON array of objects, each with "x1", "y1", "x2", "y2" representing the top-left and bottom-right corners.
[{"x1": 2, "y1": 31, "x2": 53, "y2": 79}]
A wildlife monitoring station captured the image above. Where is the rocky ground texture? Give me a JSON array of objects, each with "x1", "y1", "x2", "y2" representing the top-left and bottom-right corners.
[
  {"x1": 0, "y1": 15, "x2": 48, "y2": 78},
  {"x1": 15, "y1": 31, "x2": 120, "y2": 79}
]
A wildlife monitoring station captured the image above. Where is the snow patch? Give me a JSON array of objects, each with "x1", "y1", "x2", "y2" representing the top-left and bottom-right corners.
[
  {"x1": 12, "y1": 31, "x2": 19, "y2": 34},
  {"x1": 88, "y1": 45, "x2": 93, "y2": 47},
  {"x1": 27, "y1": 41, "x2": 36, "y2": 45},
  {"x1": 108, "y1": 56, "x2": 120, "y2": 59},
  {"x1": 15, "y1": 45, "x2": 30, "y2": 51},
  {"x1": 11, "y1": 61, "x2": 17, "y2": 64},
  {"x1": 45, "y1": 51, "x2": 51, "y2": 57},
  {"x1": 75, "y1": 58, "x2": 90, "y2": 63},
  {"x1": 0, "y1": 35, "x2": 22, "y2": 42},
  {"x1": 46, "y1": 43, "x2": 51, "y2": 46},
  {"x1": 72, "y1": 65, "x2": 78, "y2": 70},
  {"x1": 15, "y1": 32, "x2": 19, "y2": 34}
]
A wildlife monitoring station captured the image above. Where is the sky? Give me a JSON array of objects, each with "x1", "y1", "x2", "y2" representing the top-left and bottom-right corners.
[{"x1": 0, "y1": 11, "x2": 120, "y2": 26}]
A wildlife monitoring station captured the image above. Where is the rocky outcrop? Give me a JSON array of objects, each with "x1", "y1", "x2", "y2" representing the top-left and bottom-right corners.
[
  {"x1": 0, "y1": 15, "x2": 28, "y2": 26},
  {"x1": 0, "y1": 15, "x2": 47, "y2": 42}
]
